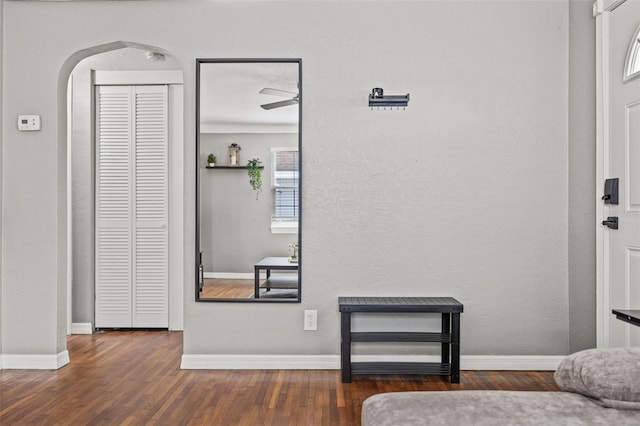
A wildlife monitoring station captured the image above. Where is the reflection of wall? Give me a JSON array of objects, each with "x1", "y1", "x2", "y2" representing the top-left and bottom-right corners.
[{"x1": 200, "y1": 133, "x2": 297, "y2": 272}]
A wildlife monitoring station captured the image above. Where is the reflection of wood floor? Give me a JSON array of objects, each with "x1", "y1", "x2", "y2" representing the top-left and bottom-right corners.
[{"x1": 201, "y1": 278, "x2": 254, "y2": 298}]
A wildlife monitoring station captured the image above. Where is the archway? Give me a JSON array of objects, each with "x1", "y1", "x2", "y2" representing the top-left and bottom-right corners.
[{"x1": 58, "y1": 41, "x2": 184, "y2": 340}]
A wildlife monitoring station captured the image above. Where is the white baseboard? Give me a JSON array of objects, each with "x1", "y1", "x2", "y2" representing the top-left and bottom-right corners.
[
  {"x1": 459, "y1": 355, "x2": 565, "y2": 371},
  {"x1": 181, "y1": 354, "x2": 565, "y2": 371},
  {"x1": 181, "y1": 354, "x2": 337, "y2": 370},
  {"x1": 204, "y1": 272, "x2": 272, "y2": 280},
  {"x1": 1, "y1": 350, "x2": 70, "y2": 370},
  {"x1": 70, "y1": 323, "x2": 93, "y2": 334},
  {"x1": 204, "y1": 272, "x2": 251, "y2": 280}
]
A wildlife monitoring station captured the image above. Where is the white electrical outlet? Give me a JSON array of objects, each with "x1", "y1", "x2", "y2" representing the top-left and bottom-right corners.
[{"x1": 304, "y1": 310, "x2": 317, "y2": 331}]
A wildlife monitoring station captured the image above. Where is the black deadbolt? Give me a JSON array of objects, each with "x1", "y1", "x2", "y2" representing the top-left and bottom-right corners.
[
  {"x1": 602, "y1": 178, "x2": 619, "y2": 205},
  {"x1": 602, "y1": 216, "x2": 618, "y2": 229}
]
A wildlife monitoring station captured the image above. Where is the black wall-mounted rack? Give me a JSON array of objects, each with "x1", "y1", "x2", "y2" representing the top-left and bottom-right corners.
[{"x1": 368, "y1": 87, "x2": 410, "y2": 108}]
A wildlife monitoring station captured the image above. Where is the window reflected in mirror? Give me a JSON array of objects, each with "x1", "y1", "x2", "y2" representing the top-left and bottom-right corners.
[
  {"x1": 196, "y1": 59, "x2": 301, "y2": 302},
  {"x1": 271, "y1": 148, "x2": 299, "y2": 234}
]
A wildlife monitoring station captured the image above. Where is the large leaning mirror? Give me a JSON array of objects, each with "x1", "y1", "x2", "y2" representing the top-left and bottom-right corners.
[{"x1": 196, "y1": 59, "x2": 302, "y2": 302}]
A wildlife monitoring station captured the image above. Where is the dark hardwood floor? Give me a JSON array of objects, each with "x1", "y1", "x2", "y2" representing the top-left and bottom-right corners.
[{"x1": 0, "y1": 331, "x2": 559, "y2": 425}]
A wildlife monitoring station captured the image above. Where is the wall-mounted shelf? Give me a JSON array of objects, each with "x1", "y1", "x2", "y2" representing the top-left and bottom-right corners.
[
  {"x1": 205, "y1": 166, "x2": 264, "y2": 169},
  {"x1": 368, "y1": 87, "x2": 410, "y2": 109}
]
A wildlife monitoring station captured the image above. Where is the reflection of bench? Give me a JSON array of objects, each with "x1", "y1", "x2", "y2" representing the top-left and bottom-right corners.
[
  {"x1": 262, "y1": 274, "x2": 299, "y2": 291},
  {"x1": 254, "y1": 257, "x2": 299, "y2": 299}
]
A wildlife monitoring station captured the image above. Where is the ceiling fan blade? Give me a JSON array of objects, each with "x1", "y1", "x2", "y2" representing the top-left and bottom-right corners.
[
  {"x1": 260, "y1": 87, "x2": 298, "y2": 97},
  {"x1": 260, "y1": 99, "x2": 299, "y2": 110}
]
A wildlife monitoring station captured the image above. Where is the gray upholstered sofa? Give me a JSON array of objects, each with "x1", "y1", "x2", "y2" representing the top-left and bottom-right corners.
[{"x1": 362, "y1": 348, "x2": 640, "y2": 425}]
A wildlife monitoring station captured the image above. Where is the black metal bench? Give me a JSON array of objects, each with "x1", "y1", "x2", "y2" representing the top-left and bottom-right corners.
[{"x1": 339, "y1": 297, "x2": 463, "y2": 383}]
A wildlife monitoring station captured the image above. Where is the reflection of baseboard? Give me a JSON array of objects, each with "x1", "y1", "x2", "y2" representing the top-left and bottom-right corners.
[
  {"x1": 180, "y1": 354, "x2": 564, "y2": 371},
  {"x1": 204, "y1": 272, "x2": 267, "y2": 280}
]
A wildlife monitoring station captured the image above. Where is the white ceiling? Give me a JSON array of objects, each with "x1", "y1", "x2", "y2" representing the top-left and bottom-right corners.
[{"x1": 199, "y1": 62, "x2": 299, "y2": 134}]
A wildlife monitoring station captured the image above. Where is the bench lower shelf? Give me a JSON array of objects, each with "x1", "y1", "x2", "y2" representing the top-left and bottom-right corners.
[
  {"x1": 351, "y1": 332, "x2": 450, "y2": 343},
  {"x1": 351, "y1": 362, "x2": 451, "y2": 375},
  {"x1": 260, "y1": 275, "x2": 299, "y2": 290}
]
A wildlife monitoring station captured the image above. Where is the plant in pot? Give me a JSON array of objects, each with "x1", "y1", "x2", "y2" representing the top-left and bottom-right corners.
[
  {"x1": 288, "y1": 241, "x2": 299, "y2": 263},
  {"x1": 246, "y1": 158, "x2": 263, "y2": 200},
  {"x1": 207, "y1": 153, "x2": 217, "y2": 167}
]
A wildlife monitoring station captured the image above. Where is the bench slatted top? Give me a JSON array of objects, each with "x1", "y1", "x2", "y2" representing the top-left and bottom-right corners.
[
  {"x1": 612, "y1": 309, "x2": 640, "y2": 327},
  {"x1": 255, "y1": 257, "x2": 298, "y2": 269},
  {"x1": 339, "y1": 297, "x2": 463, "y2": 313}
]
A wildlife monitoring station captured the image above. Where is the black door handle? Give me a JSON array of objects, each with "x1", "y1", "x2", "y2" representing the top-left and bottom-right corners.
[{"x1": 602, "y1": 216, "x2": 618, "y2": 229}]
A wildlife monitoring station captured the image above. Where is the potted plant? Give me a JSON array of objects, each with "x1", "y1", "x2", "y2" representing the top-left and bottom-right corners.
[
  {"x1": 246, "y1": 158, "x2": 263, "y2": 199},
  {"x1": 207, "y1": 153, "x2": 217, "y2": 167},
  {"x1": 289, "y1": 241, "x2": 299, "y2": 263}
]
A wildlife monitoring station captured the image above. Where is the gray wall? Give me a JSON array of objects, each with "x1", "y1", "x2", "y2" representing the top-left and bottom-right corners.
[
  {"x1": 70, "y1": 49, "x2": 181, "y2": 324},
  {"x1": 3, "y1": 2, "x2": 60, "y2": 355},
  {"x1": 186, "y1": 1, "x2": 570, "y2": 357},
  {"x1": 568, "y1": 0, "x2": 597, "y2": 353},
  {"x1": 0, "y1": 0, "x2": 596, "y2": 359},
  {"x1": 200, "y1": 133, "x2": 297, "y2": 273},
  {"x1": 0, "y1": 0, "x2": 3, "y2": 357}
]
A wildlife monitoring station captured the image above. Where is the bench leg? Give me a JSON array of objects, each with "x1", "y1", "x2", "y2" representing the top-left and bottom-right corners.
[
  {"x1": 441, "y1": 313, "x2": 450, "y2": 366},
  {"x1": 341, "y1": 312, "x2": 352, "y2": 383},
  {"x1": 254, "y1": 267, "x2": 260, "y2": 298},
  {"x1": 451, "y1": 312, "x2": 460, "y2": 383}
]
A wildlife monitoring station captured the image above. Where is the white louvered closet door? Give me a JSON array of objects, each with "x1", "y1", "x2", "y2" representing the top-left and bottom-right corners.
[
  {"x1": 96, "y1": 85, "x2": 169, "y2": 328},
  {"x1": 96, "y1": 86, "x2": 132, "y2": 328}
]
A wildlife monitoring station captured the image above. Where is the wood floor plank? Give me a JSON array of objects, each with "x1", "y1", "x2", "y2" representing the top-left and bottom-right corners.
[
  {"x1": 0, "y1": 331, "x2": 560, "y2": 425},
  {"x1": 200, "y1": 278, "x2": 255, "y2": 299}
]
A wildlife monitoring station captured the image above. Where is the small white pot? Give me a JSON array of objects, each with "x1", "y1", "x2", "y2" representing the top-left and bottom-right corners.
[{"x1": 208, "y1": 163, "x2": 216, "y2": 167}]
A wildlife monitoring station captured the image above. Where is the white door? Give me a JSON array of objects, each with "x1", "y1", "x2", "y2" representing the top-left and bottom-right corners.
[
  {"x1": 95, "y1": 85, "x2": 169, "y2": 328},
  {"x1": 600, "y1": 0, "x2": 640, "y2": 347}
]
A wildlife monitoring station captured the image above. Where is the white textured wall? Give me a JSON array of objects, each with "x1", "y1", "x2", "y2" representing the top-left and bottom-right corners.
[
  {"x1": 568, "y1": 0, "x2": 596, "y2": 353},
  {"x1": 3, "y1": 5, "x2": 60, "y2": 354},
  {"x1": 0, "y1": 0, "x2": 4, "y2": 358},
  {"x1": 1, "y1": 1, "x2": 573, "y2": 358}
]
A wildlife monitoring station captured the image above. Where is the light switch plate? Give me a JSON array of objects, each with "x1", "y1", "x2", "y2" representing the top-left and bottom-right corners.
[{"x1": 18, "y1": 115, "x2": 41, "y2": 131}]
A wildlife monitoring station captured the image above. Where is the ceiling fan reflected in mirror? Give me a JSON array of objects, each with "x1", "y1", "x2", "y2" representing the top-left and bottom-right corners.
[{"x1": 259, "y1": 87, "x2": 299, "y2": 110}]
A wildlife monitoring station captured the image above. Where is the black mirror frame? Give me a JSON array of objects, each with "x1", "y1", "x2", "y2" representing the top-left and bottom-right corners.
[{"x1": 195, "y1": 58, "x2": 302, "y2": 303}]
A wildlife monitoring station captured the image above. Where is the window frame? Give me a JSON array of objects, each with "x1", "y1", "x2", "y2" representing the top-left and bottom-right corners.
[{"x1": 270, "y1": 147, "x2": 299, "y2": 234}]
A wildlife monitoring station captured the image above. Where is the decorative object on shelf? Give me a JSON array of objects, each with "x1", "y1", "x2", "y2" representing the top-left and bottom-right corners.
[
  {"x1": 228, "y1": 143, "x2": 241, "y2": 166},
  {"x1": 246, "y1": 158, "x2": 263, "y2": 199},
  {"x1": 368, "y1": 87, "x2": 410, "y2": 110},
  {"x1": 207, "y1": 153, "x2": 217, "y2": 167},
  {"x1": 289, "y1": 241, "x2": 299, "y2": 263}
]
